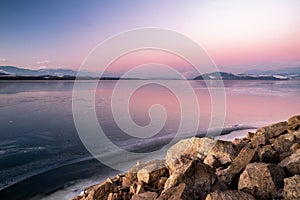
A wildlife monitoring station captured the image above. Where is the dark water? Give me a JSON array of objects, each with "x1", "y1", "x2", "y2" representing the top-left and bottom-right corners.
[{"x1": 0, "y1": 80, "x2": 299, "y2": 200}]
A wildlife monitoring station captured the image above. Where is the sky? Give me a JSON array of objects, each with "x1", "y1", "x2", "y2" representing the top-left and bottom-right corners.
[{"x1": 0, "y1": 0, "x2": 299, "y2": 75}]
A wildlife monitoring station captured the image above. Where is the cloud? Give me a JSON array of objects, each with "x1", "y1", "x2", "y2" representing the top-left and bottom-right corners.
[
  {"x1": 36, "y1": 60, "x2": 49, "y2": 65},
  {"x1": 0, "y1": 58, "x2": 7, "y2": 62}
]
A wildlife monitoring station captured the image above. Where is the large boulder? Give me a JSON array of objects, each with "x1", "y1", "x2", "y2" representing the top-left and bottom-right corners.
[
  {"x1": 279, "y1": 149, "x2": 300, "y2": 175},
  {"x1": 137, "y1": 159, "x2": 168, "y2": 184},
  {"x1": 165, "y1": 137, "x2": 215, "y2": 173},
  {"x1": 238, "y1": 162, "x2": 285, "y2": 199},
  {"x1": 164, "y1": 157, "x2": 222, "y2": 200},
  {"x1": 204, "y1": 140, "x2": 238, "y2": 168},
  {"x1": 283, "y1": 175, "x2": 300, "y2": 200},
  {"x1": 205, "y1": 190, "x2": 256, "y2": 200},
  {"x1": 256, "y1": 121, "x2": 288, "y2": 139},
  {"x1": 217, "y1": 147, "x2": 256, "y2": 186}
]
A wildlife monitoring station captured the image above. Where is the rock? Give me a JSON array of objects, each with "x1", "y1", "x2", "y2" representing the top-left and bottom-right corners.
[
  {"x1": 72, "y1": 115, "x2": 300, "y2": 200},
  {"x1": 79, "y1": 179, "x2": 118, "y2": 200},
  {"x1": 204, "y1": 140, "x2": 238, "y2": 168},
  {"x1": 157, "y1": 183, "x2": 189, "y2": 200},
  {"x1": 111, "y1": 175, "x2": 123, "y2": 185},
  {"x1": 129, "y1": 183, "x2": 137, "y2": 194},
  {"x1": 121, "y1": 176, "x2": 132, "y2": 187},
  {"x1": 217, "y1": 147, "x2": 256, "y2": 186},
  {"x1": 232, "y1": 138, "x2": 250, "y2": 151},
  {"x1": 246, "y1": 132, "x2": 255, "y2": 140},
  {"x1": 256, "y1": 121, "x2": 288, "y2": 139},
  {"x1": 271, "y1": 133, "x2": 295, "y2": 154},
  {"x1": 289, "y1": 130, "x2": 300, "y2": 141},
  {"x1": 164, "y1": 157, "x2": 220, "y2": 199},
  {"x1": 283, "y1": 175, "x2": 300, "y2": 200},
  {"x1": 135, "y1": 183, "x2": 145, "y2": 194},
  {"x1": 157, "y1": 177, "x2": 168, "y2": 190},
  {"x1": 126, "y1": 161, "x2": 146, "y2": 182},
  {"x1": 257, "y1": 145, "x2": 279, "y2": 163},
  {"x1": 131, "y1": 191, "x2": 158, "y2": 200},
  {"x1": 137, "y1": 160, "x2": 168, "y2": 184},
  {"x1": 288, "y1": 115, "x2": 300, "y2": 130},
  {"x1": 107, "y1": 193, "x2": 122, "y2": 200},
  {"x1": 290, "y1": 143, "x2": 300, "y2": 153},
  {"x1": 251, "y1": 134, "x2": 266, "y2": 148},
  {"x1": 238, "y1": 162, "x2": 285, "y2": 199},
  {"x1": 279, "y1": 149, "x2": 300, "y2": 175},
  {"x1": 129, "y1": 182, "x2": 145, "y2": 195},
  {"x1": 165, "y1": 137, "x2": 216, "y2": 173},
  {"x1": 205, "y1": 190, "x2": 256, "y2": 200}
]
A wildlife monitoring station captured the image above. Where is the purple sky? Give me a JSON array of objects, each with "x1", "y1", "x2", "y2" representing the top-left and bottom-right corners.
[{"x1": 0, "y1": 0, "x2": 299, "y2": 73}]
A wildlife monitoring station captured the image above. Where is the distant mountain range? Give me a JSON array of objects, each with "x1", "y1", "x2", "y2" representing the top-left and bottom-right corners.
[
  {"x1": 193, "y1": 71, "x2": 298, "y2": 80},
  {"x1": 0, "y1": 66, "x2": 96, "y2": 77},
  {"x1": 0, "y1": 66, "x2": 299, "y2": 80},
  {"x1": 194, "y1": 67, "x2": 300, "y2": 80},
  {"x1": 243, "y1": 67, "x2": 300, "y2": 76}
]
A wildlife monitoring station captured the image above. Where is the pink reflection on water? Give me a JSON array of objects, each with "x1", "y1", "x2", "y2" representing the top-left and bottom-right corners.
[{"x1": 95, "y1": 80, "x2": 300, "y2": 139}]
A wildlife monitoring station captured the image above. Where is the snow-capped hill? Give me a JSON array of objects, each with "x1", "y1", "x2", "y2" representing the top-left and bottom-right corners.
[{"x1": 0, "y1": 66, "x2": 97, "y2": 77}]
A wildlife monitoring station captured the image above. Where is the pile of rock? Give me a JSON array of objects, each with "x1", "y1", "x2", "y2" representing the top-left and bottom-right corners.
[{"x1": 73, "y1": 115, "x2": 300, "y2": 200}]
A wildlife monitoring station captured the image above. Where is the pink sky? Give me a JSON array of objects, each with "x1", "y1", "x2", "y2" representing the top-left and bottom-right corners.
[{"x1": 0, "y1": 0, "x2": 299, "y2": 73}]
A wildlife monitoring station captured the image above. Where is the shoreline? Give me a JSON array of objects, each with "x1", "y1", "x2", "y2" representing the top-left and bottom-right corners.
[
  {"x1": 0, "y1": 125, "x2": 255, "y2": 200},
  {"x1": 42, "y1": 128, "x2": 256, "y2": 200},
  {"x1": 72, "y1": 115, "x2": 300, "y2": 200}
]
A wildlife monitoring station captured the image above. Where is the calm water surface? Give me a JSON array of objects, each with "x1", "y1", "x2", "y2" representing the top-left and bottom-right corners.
[{"x1": 0, "y1": 80, "x2": 299, "y2": 199}]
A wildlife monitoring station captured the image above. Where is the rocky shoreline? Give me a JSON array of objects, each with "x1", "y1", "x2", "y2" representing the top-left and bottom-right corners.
[{"x1": 73, "y1": 115, "x2": 300, "y2": 200}]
